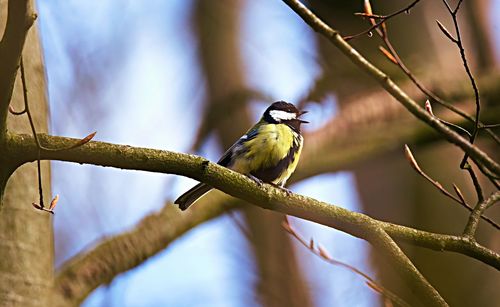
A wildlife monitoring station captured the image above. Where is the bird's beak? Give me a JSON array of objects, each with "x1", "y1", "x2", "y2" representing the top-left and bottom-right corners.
[{"x1": 298, "y1": 110, "x2": 309, "y2": 124}]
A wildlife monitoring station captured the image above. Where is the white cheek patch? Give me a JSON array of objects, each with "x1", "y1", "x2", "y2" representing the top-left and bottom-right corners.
[{"x1": 269, "y1": 110, "x2": 296, "y2": 121}]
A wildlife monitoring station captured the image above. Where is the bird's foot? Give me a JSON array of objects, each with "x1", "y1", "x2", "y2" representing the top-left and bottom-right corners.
[
  {"x1": 270, "y1": 183, "x2": 292, "y2": 196},
  {"x1": 246, "y1": 174, "x2": 264, "y2": 186}
]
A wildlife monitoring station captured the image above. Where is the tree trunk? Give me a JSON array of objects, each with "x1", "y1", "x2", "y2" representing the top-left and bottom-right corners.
[{"x1": 0, "y1": 1, "x2": 53, "y2": 305}]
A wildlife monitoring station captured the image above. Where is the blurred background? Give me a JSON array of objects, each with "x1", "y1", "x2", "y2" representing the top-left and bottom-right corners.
[{"x1": 34, "y1": 0, "x2": 499, "y2": 306}]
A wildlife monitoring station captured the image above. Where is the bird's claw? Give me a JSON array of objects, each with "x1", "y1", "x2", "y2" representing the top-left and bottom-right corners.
[
  {"x1": 271, "y1": 183, "x2": 292, "y2": 196},
  {"x1": 246, "y1": 174, "x2": 264, "y2": 186}
]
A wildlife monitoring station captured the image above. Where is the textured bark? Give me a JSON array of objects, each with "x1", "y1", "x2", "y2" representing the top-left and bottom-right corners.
[
  {"x1": 0, "y1": 1, "x2": 53, "y2": 305},
  {"x1": 193, "y1": 1, "x2": 313, "y2": 306}
]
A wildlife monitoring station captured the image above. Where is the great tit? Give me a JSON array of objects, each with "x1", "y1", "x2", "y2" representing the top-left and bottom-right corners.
[{"x1": 175, "y1": 101, "x2": 308, "y2": 210}]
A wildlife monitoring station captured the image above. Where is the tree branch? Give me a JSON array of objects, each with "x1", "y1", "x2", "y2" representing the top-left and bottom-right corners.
[
  {"x1": 7, "y1": 133, "x2": 500, "y2": 306},
  {"x1": 54, "y1": 194, "x2": 237, "y2": 306},
  {"x1": 0, "y1": 0, "x2": 36, "y2": 137},
  {"x1": 463, "y1": 191, "x2": 500, "y2": 238},
  {"x1": 281, "y1": 0, "x2": 500, "y2": 177}
]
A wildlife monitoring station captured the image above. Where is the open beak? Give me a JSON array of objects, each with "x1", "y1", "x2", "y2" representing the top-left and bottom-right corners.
[{"x1": 298, "y1": 110, "x2": 309, "y2": 124}]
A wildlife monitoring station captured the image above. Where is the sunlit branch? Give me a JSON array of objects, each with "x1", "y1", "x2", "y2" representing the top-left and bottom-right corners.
[
  {"x1": 9, "y1": 133, "x2": 500, "y2": 306},
  {"x1": 281, "y1": 0, "x2": 500, "y2": 178}
]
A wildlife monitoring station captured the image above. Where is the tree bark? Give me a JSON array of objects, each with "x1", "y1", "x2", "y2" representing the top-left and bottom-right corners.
[{"x1": 0, "y1": 1, "x2": 53, "y2": 306}]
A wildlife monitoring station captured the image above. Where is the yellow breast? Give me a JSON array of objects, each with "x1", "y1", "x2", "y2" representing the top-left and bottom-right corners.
[{"x1": 230, "y1": 123, "x2": 303, "y2": 185}]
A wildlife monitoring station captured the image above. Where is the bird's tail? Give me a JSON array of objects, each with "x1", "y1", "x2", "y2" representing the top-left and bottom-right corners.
[{"x1": 175, "y1": 183, "x2": 212, "y2": 210}]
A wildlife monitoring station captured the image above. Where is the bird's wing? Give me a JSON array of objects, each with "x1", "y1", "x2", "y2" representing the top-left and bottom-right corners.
[{"x1": 217, "y1": 125, "x2": 260, "y2": 167}]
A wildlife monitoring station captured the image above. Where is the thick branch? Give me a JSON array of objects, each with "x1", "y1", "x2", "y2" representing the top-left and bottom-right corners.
[
  {"x1": 0, "y1": 0, "x2": 36, "y2": 136},
  {"x1": 281, "y1": 0, "x2": 500, "y2": 177},
  {"x1": 7, "y1": 133, "x2": 499, "y2": 268},
  {"x1": 8, "y1": 133, "x2": 500, "y2": 305}
]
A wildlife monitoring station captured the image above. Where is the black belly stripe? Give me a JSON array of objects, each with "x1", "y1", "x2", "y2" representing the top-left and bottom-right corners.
[{"x1": 251, "y1": 138, "x2": 300, "y2": 183}]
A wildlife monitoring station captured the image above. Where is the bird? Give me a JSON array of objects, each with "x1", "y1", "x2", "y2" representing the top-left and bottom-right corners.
[{"x1": 175, "y1": 101, "x2": 308, "y2": 210}]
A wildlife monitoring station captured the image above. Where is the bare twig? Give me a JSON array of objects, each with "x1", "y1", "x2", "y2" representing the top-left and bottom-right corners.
[
  {"x1": 9, "y1": 105, "x2": 27, "y2": 115},
  {"x1": 404, "y1": 145, "x2": 499, "y2": 230},
  {"x1": 344, "y1": 0, "x2": 422, "y2": 41},
  {"x1": 425, "y1": 100, "x2": 471, "y2": 137},
  {"x1": 281, "y1": 0, "x2": 500, "y2": 177},
  {"x1": 20, "y1": 58, "x2": 45, "y2": 208},
  {"x1": 463, "y1": 162, "x2": 484, "y2": 203},
  {"x1": 439, "y1": 0, "x2": 482, "y2": 169},
  {"x1": 19, "y1": 57, "x2": 95, "y2": 210},
  {"x1": 360, "y1": 2, "x2": 499, "y2": 145},
  {"x1": 283, "y1": 216, "x2": 410, "y2": 307}
]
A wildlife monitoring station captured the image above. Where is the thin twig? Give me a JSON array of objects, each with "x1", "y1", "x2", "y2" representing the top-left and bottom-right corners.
[
  {"x1": 362, "y1": 1, "x2": 499, "y2": 145},
  {"x1": 470, "y1": 158, "x2": 500, "y2": 189},
  {"x1": 481, "y1": 123, "x2": 500, "y2": 129},
  {"x1": 20, "y1": 57, "x2": 45, "y2": 208},
  {"x1": 404, "y1": 145, "x2": 499, "y2": 230},
  {"x1": 440, "y1": 0, "x2": 481, "y2": 169},
  {"x1": 9, "y1": 105, "x2": 27, "y2": 115},
  {"x1": 282, "y1": 216, "x2": 410, "y2": 307},
  {"x1": 463, "y1": 162, "x2": 484, "y2": 203},
  {"x1": 19, "y1": 60, "x2": 96, "y2": 153},
  {"x1": 20, "y1": 57, "x2": 90, "y2": 211},
  {"x1": 343, "y1": 0, "x2": 422, "y2": 41}
]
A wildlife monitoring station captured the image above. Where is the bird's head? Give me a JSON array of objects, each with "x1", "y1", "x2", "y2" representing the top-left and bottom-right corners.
[{"x1": 263, "y1": 101, "x2": 308, "y2": 130}]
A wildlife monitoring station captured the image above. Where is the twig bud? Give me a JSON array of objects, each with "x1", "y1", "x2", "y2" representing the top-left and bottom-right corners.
[
  {"x1": 404, "y1": 145, "x2": 422, "y2": 173},
  {"x1": 425, "y1": 100, "x2": 434, "y2": 116},
  {"x1": 68, "y1": 131, "x2": 97, "y2": 149},
  {"x1": 436, "y1": 20, "x2": 457, "y2": 43},
  {"x1": 379, "y1": 46, "x2": 398, "y2": 65},
  {"x1": 452, "y1": 184, "x2": 467, "y2": 205},
  {"x1": 49, "y1": 194, "x2": 59, "y2": 210},
  {"x1": 318, "y1": 245, "x2": 332, "y2": 260}
]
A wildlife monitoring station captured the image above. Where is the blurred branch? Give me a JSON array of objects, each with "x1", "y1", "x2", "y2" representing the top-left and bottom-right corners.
[
  {"x1": 296, "y1": 73, "x2": 500, "y2": 180},
  {"x1": 54, "y1": 195, "x2": 237, "y2": 306},
  {"x1": 281, "y1": 0, "x2": 500, "y2": 177},
  {"x1": 0, "y1": 0, "x2": 36, "y2": 137},
  {"x1": 282, "y1": 217, "x2": 411, "y2": 307},
  {"x1": 8, "y1": 133, "x2": 500, "y2": 306}
]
